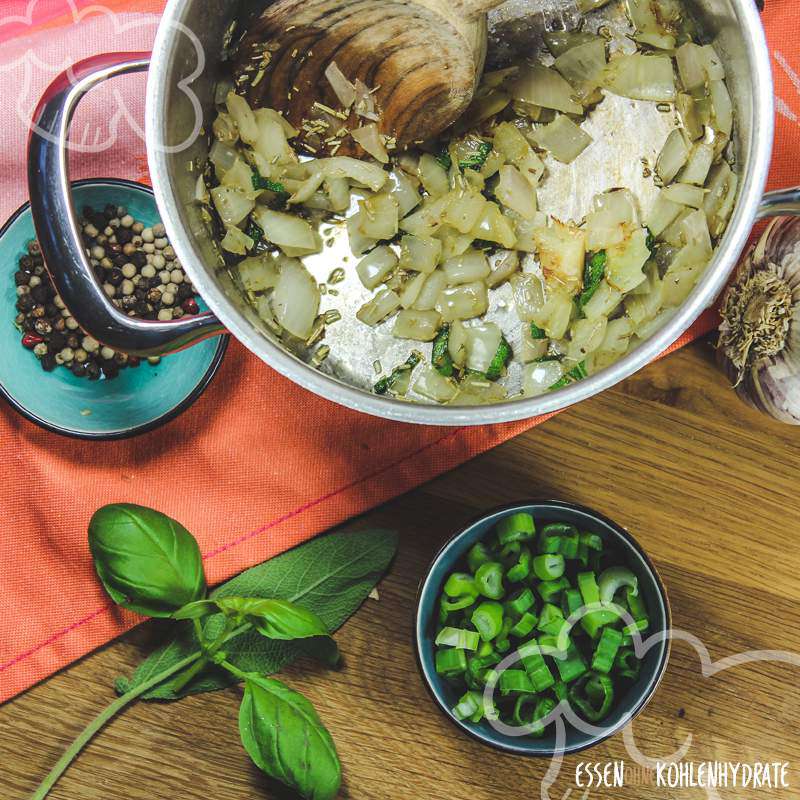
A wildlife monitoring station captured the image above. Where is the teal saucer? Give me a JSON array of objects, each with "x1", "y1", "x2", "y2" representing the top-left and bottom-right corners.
[{"x1": 0, "y1": 179, "x2": 228, "y2": 440}]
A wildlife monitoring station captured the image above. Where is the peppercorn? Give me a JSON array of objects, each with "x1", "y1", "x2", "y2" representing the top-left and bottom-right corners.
[
  {"x1": 27, "y1": 241, "x2": 41, "y2": 256},
  {"x1": 45, "y1": 303, "x2": 59, "y2": 317},
  {"x1": 31, "y1": 286, "x2": 48, "y2": 304},
  {"x1": 71, "y1": 362, "x2": 86, "y2": 378},
  {"x1": 107, "y1": 268, "x2": 124, "y2": 287},
  {"x1": 85, "y1": 362, "x2": 101, "y2": 380},
  {"x1": 19, "y1": 255, "x2": 33, "y2": 272},
  {"x1": 66, "y1": 334, "x2": 80, "y2": 349},
  {"x1": 182, "y1": 298, "x2": 199, "y2": 315},
  {"x1": 129, "y1": 356, "x2": 141, "y2": 368},
  {"x1": 120, "y1": 296, "x2": 136, "y2": 311},
  {"x1": 101, "y1": 361, "x2": 120, "y2": 379},
  {"x1": 131, "y1": 251, "x2": 147, "y2": 268},
  {"x1": 116, "y1": 227, "x2": 133, "y2": 245},
  {"x1": 134, "y1": 300, "x2": 150, "y2": 316},
  {"x1": 22, "y1": 333, "x2": 43, "y2": 349},
  {"x1": 14, "y1": 271, "x2": 29, "y2": 286},
  {"x1": 31, "y1": 304, "x2": 46, "y2": 319},
  {"x1": 41, "y1": 354, "x2": 57, "y2": 372},
  {"x1": 34, "y1": 319, "x2": 52, "y2": 336},
  {"x1": 16, "y1": 294, "x2": 34, "y2": 312},
  {"x1": 49, "y1": 331, "x2": 67, "y2": 350}
]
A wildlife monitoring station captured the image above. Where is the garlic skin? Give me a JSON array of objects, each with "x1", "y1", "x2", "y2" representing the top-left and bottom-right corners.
[{"x1": 717, "y1": 217, "x2": 800, "y2": 424}]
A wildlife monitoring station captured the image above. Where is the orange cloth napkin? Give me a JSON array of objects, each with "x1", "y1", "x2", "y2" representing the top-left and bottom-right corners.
[{"x1": 0, "y1": 0, "x2": 797, "y2": 704}]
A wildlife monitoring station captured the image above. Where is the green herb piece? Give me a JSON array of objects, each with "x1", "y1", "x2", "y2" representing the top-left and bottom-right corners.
[
  {"x1": 518, "y1": 640, "x2": 555, "y2": 691},
  {"x1": 435, "y1": 627, "x2": 481, "y2": 650},
  {"x1": 530, "y1": 322, "x2": 548, "y2": 340},
  {"x1": 570, "y1": 671, "x2": 614, "y2": 722},
  {"x1": 579, "y1": 250, "x2": 607, "y2": 308},
  {"x1": 459, "y1": 140, "x2": 493, "y2": 171},
  {"x1": 486, "y1": 336, "x2": 513, "y2": 381},
  {"x1": 645, "y1": 227, "x2": 656, "y2": 252},
  {"x1": 251, "y1": 168, "x2": 289, "y2": 197},
  {"x1": 496, "y1": 512, "x2": 536, "y2": 545},
  {"x1": 245, "y1": 218, "x2": 265, "y2": 250},
  {"x1": 499, "y1": 669, "x2": 534, "y2": 696},
  {"x1": 591, "y1": 626, "x2": 624, "y2": 674},
  {"x1": 474, "y1": 561, "x2": 505, "y2": 600},
  {"x1": 467, "y1": 541, "x2": 492, "y2": 573},
  {"x1": 549, "y1": 361, "x2": 589, "y2": 391},
  {"x1": 554, "y1": 639, "x2": 588, "y2": 684},
  {"x1": 239, "y1": 673, "x2": 341, "y2": 800},
  {"x1": 506, "y1": 547, "x2": 532, "y2": 582},
  {"x1": 432, "y1": 325, "x2": 455, "y2": 377},
  {"x1": 374, "y1": 352, "x2": 422, "y2": 395},
  {"x1": 505, "y1": 587, "x2": 535, "y2": 616},
  {"x1": 471, "y1": 601, "x2": 504, "y2": 641},
  {"x1": 509, "y1": 611, "x2": 539, "y2": 638},
  {"x1": 89, "y1": 504, "x2": 206, "y2": 618},
  {"x1": 118, "y1": 528, "x2": 397, "y2": 700},
  {"x1": 37, "y1": 511, "x2": 397, "y2": 800},
  {"x1": 435, "y1": 148, "x2": 453, "y2": 171},
  {"x1": 436, "y1": 647, "x2": 468, "y2": 676}
]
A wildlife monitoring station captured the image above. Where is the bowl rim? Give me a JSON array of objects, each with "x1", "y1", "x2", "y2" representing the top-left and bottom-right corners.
[
  {"x1": 0, "y1": 177, "x2": 230, "y2": 441},
  {"x1": 414, "y1": 499, "x2": 672, "y2": 756}
]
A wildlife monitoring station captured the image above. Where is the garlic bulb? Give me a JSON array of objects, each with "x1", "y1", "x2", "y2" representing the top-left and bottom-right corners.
[{"x1": 717, "y1": 217, "x2": 800, "y2": 424}]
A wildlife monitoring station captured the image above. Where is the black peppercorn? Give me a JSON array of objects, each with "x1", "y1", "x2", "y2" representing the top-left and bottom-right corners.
[
  {"x1": 66, "y1": 334, "x2": 80, "y2": 349},
  {"x1": 131, "y1": 251, "x2": 147, "y2": 268},
  {"x1": 48, "y1": 331, "x2": 67, "y2": 350},
  {"x1": 134, "y1": 288, "x2": 147, "y2": 301},
  {"x1": 134, "y1": 300, "x2": 150, "y2": 316},
  {"x1": 31, "y1": 286, "x2": 48, "y2": 304},
  {"x1": 177, "y1": 283, "x2": 193, "y2": 301},
  {"x1": 33, "y1": 264, "x2": 46, "y2": 277},
  {"x1": 102, "y1": 361, "x2": 120, "y2": 379},
  {"x1": 71, "y1": 362, "x2": 87, "y2": 378},
  {"x1": 129, "y1": 356, "x2": 141, "y2": 368},
  {"x1": 16, "y1": 294, "x2": 34, "y2": 312},
  {"x1": 14, "y1": 271, "x2": 29, "y2": 286},
  {"x1": 107, "y1": 268, "x2": 124, "y2": 287},
  {"x1": 19, "y1": 255, "x2": 33, "y2": 272},
  {"x1": 86, "y1": 362, "x2": 101, "y2": 380},
  {"x1": 115, "y1": 227, "x2": 133, "y2": 245},
  {"x1": 104, "y1": 204, "x2": 117, "y2": 220},
  {"x1": 27, "y1": 241, "x2": 41, "y2": 256},
  {"x1": 41, "y1": 354, "x2": 57, "y2": 372}
]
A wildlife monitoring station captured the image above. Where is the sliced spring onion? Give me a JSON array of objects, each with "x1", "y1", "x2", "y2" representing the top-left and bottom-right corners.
[{"x1": 435, "y1": 627, "x2": 480, "y2": 650}]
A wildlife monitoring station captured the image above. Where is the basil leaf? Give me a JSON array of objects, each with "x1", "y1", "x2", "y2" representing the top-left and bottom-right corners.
[
  {"x1": 89, "y1": 504, "x2": 206, "y2": 618},
  {"x1": 116, "y1": 528, "x2": 398, "y2": 699},
  {"x1": 216, "y1": 598, "x2": 331, "y2": 640},
  {"x1": 239, "y1": 675, "x2": 341, "y2": 800},
  {"x1": 173, "y1": 600, "x2": 218, "y2": 620}
]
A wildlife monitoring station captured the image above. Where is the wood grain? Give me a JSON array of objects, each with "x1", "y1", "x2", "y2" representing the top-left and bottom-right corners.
[
  {"x1": 2, "y1": 337, "x2": 800, "y2": 800},
  {"x1": 236, "y1": 0, "x2": 496, "y2": 154}
]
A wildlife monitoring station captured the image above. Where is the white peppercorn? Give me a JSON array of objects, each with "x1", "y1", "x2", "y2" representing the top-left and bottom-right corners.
[
  {"x1": 82, "y1": 336, "x2": 100, "y2": 353},
  {"x1": 161, "y1": 292, "x2": 175, "y2": 307},
  {"x1": 152, "y1": 254, "x2": 166, "y2": 270},
  {"x1": 66, "y1": 317, "x2": 79, "y2": 330},
  {"x1": 141, "y1": 227, "x2": 154, "y2": 243},
  {"x1": 153, "y1": 223, "x2": 166, "y2": 238},
  {"x1": 154, "y1": 237, "x2": 169, "y2": 250},
  {"x1": 121, "y1": 279, "x2": 135, "y2": 296},
  {"x1": 170, "y1": 269, "x2": 184, "y2": 284},
  {"x1": 121, "y1": 214, "x2": 134, "y2": 228},
  {"x1": 141, "y1": 265, "x2": 156, "y2": 279},
  {"x1": 100, "y1": 346, "x2": 115, "y2": 360},
  {"x1": 121, "y1": 263, "x2": 136, "y2": 279},
  {"x1": 157, "y1": 308, "x2": 173, "y2": 321},
  {"x1": 103, "y1": 283, "x2": 116, "y2": 299}
]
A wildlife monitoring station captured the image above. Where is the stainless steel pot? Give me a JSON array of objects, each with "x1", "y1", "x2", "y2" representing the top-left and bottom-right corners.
[{"x1": 28, "y1": 0, "x2": 794, "y2": 426}]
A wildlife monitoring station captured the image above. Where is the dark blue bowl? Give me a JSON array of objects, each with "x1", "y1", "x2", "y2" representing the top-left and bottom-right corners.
[
  {"x1": 0, "y1": 179, "x2": 228, "y2": 439},
  {"x1": 415, "y1": 500, "x2": 671, "y2": 756}
]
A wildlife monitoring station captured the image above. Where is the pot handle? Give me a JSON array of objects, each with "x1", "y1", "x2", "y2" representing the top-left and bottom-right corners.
[
  {"x1": 757, "y1": 188, "x2": 800, "y2": 219},
  {"x1": 28, "y1": 53, "x2": 226, "y2": 357}
]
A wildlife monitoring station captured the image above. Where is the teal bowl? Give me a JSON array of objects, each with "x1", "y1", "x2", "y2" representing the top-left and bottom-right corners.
[
  {"x1": 414, "y1": 500, "x2": 671, "y2": 756},
  {"x1": 0, "y1": 179, "x2": 228, "y2": 439}
]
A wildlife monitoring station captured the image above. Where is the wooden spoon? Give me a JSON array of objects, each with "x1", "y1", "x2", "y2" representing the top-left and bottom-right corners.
[{"x1": 232, "y1": 0, "x2": 505, "y2": 157}]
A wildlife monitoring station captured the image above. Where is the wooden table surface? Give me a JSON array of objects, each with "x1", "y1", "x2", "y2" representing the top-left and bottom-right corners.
[{"x1": 3, "y1": 337, "x2": 799, "y2": 800}]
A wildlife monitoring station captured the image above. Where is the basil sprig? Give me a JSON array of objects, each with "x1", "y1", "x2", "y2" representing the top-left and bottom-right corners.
[{"x1": 33, "y1": 505, "x2": 398, "y2": 800}]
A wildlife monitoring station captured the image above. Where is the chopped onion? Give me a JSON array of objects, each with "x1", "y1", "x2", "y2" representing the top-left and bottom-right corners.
[
  {"x1": 536, "y1": 286, "x2": 573, "y2": 339},
  {"x1": 351, "y1": 124, "x2": 389, "y2": 164},
  {"x1": 222, "y1": 159, "x2": 260, "y2": 199},
  {"x1": 414, "y1": 270, "x2": 448, "y2": 311},
  {"x1": 495, "y1": 165, "x2": 538, "y2": 220},
  {"x1": 645, "y1": 190, "x2": 685, "y2": 237},
  {"x1": 212, "y1": 112, "x2": 238, "y2": 143},
  {"x1": 675, "y1": 43, "x2": 725, "y2": 92},
  {"x1": 253, "y1": 116, "x2": 295, "y2": 166},
  {"x1": 585, "y1": 190, "x2": 636, "y2": 250},
  {"x1": 470, "y1": 203, "x2": 517, "y2": 249},
  {"x1": 465, "y1": 323, "x2": 503, "y2": 373},
  {"x1": 519, "y1": 323, "x2": 549, "y2": 363},
  {"x1": 252, "y1": 207, "x2": 321, "y2": 256},
  {"x1": 534, "y1": 220, "x2": 586, "y2": 291},
  {"x1": 238, "y1": 255, "x2": 280, "y2": 292},
  {"x1": 209, "y1": 140, "x2": 239, "y2": 178},
  {"x1": 511, "y1": 64, "x2": 584, "y2": 116},
  {"x1": 656, "y1": 129, "x2": 690, "y2": 184},
  {"x1": 625, "y1": 264, "x2": 663, "y2": 325},
  {"x1": 606, "y1": 226, "x2": 650, "y2": 292},
  {"x1": 677, "y1": 142, "x2": 714, "y2": 186},
  {"x1": 354, "y1": 78, "x2": 380, "y2": 122},
  {"x1": 443, "y1": 189, "x2": 487, "y2": 234},
  {"x1": 347, "y1": 210, "x2": 378, "y2": 257},
  {"x1": 601, "y1": 54, "x2": 676, "y2": 102},
  {"x1": 220, "y1": 226, "x2": 254, "y2": 255},
  {"x1": 709, "y1": 79, "x2": 733, "y2": 138},
  {"x1": 600, "y1": 317, "x2": 634, "y2": 355},
  {"x1": 211, "y1": 186, "x2": 254, "y2": 226},
  {"x1": 531, "y1": 115, "x2": 593, "y2": 164},
  {"x1": 662, "y1": 182, "x2": 706, "y2": 209},
  {"x1": 255, "y1": 108, "x2": 298, "y2": 139},
  {"x1": 356, "y1": 288, "x2": 401, "y2": 326},
  {"x1": 400, "y1": 272, "x2": 427, "y2": 309},
  {"x1": 356, "y1": 246, "x2": 398, "y2": 290},
  {"x1": 399, "y1": 234, "x2": 442, "y2": 275},
  {"x1": 453, "y1": 374, "x2": 508, "y2": 405},
  {"x1": 704, "y1": 162, "x2": 739, "y2": 239},
  {"x1": 317, "y1": 157, "x2": 388, "y2": 193},
  {"x1": 435, "y1": 281, "x2": 489, "y2": 322},
  {"x1": 270, "y1": 259, "x2": 320, "y2": 339},
  {"x1": 387, "y1": 170, "x2": 421, "y2": 218},
  {"x1": 400, "y1": 196, "x2": 448, "y2": 238},
  {"x1": 325, "y1": 61, "x2": 357, "y2": 108},
  {"x1": 553, "y1": 39, "x2": 607, "y2": 101},
  {"x1": 393, "y1": 309, "x2": 442, "y2": 341},
  {"x1": 324, "y1": 176, "x2": 351, "y2": 213},
  {"x1": 443, "y1": 251, "x2": 490, "y2": 285},
  {"x1": 512, "y1": 272, "x2": 546, "y2": 323},
  {"x1": 626, "y1": 0, "x2": 676, "y2": 50},
  {"x1": 487, "y1": 250, "x2": 520, "y2": 288},
  {"x1": 226, "y1": 91, "x2": 258, "y2": 144},
  {"x1": 418, "y1": 154, "x2": 450, "y2": 198},
  {"x1": 414, "y1": 366, "x2": 458, "y2": 402},
  {"x1": 567, "y1": 317, "x2": 608, "y2": 361},
  {"x1": 676, "y1": 93, "x2": 704, "y2": 141},
  {"x1": 358, "y1": 194, "x2": 399, "y2": 241},
  {"x1": 449, "y1": 320, "x2": 468, "y2": 366},
  {"x1": 523, "y1": 360, "x2": 564, "y2": 396},
  {"x1": 544, "y1": 30, "x2": 603, "y2": 57},
  {"x1": 583, "y1": 280, "x2": 623, "y2": 320}
]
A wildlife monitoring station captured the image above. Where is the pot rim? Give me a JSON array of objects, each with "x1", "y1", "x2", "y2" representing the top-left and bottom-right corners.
[{"x1": 146, "y1": 0, "x2": 774, "y2": 426}]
